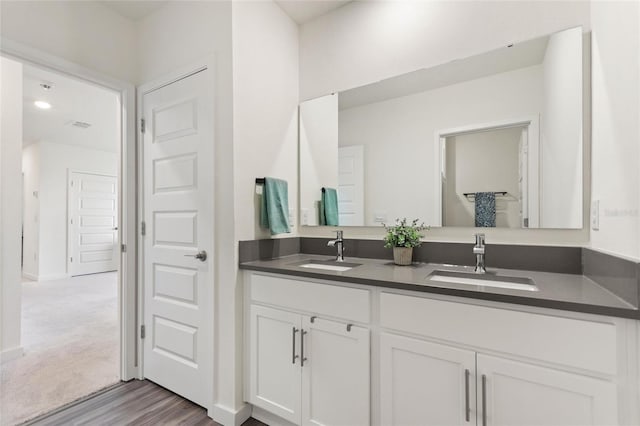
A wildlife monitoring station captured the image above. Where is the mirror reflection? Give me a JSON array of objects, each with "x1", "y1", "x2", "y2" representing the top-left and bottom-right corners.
[{"x1": 299, "y1": 27, "x2": 583, "y2": 229}]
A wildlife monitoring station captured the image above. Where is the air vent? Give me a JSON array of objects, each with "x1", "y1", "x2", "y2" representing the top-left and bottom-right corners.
[{"x1": 71, "y1": 121, "x2": 91, "y2": 129}]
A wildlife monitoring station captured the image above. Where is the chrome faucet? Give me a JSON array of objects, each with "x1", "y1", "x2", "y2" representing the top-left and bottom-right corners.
[
  {"x1": 327, "y1": 230, "x2": 345, "y2": 262},
  {"x1": 473, "y1": 233, "x2": 486, "y2": 274}
]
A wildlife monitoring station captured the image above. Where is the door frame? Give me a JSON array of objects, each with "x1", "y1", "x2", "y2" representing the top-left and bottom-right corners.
[
  {"x1": 66, "y1": 170, "x2": 118, "y2": 277},
  {"x1": 0, "y1": 37, "x2": 138, "y2": 380},
  {"x1": 136, "y1": 57, "x2": 216, "y2": 412},
  {"x1": 434, "y1": 116, "x2": 540, "y2": 227}
]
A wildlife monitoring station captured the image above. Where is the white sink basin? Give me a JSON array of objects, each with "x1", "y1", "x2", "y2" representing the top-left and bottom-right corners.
[
  {"x1": 428, "y1": 270, "x2": 538, "y2": 292},
  {"x1": 293, "y1": 260, "x2": 362, "y2": 272}
]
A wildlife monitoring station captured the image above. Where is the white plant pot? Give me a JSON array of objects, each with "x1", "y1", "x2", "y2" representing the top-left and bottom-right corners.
[{"x1": 393, "y1": 247, "x2": 413, "y2": 266}]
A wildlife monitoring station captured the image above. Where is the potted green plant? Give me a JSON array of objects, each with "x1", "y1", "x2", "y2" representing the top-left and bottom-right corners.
[{"x1": 383, "y1": 218, "x2": 429, "y2": 265}]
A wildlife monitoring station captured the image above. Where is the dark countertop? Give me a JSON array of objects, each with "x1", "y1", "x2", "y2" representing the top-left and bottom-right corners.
[{"x1": 240, "y1": 254, "x2": 639, "y2": 319}]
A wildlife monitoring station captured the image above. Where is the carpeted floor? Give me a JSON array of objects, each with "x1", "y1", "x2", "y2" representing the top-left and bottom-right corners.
[{"x1": 0, "y1": 272, "x2": 119, "y2": 425}]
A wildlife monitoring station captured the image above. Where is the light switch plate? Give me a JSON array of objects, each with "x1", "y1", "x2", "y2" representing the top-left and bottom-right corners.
[
  {"x1": 288, "y1": 209, "x2": 295, "y2": 227},
  {"x1": 591, "y1": 200, "x2": 599, "y2": 230}
]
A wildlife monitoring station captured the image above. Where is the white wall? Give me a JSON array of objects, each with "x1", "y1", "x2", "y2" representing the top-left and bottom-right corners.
[
  {"x1": 137, "y1": 1, "x2": 232, "y2": 85},
  {"x1": 299, "y1": 0, "x2": 591, "y2": 245},
  {"x1": 540, "y1": 27, "x2": 583, "y2": 229},
  {"x1": 0, "y1": 1, "x2": 136, "y2": 84},
  {"x1": 21, "y1": 144, "x2": 40, "y2": 279},
  {"x1": 444, "y1": 128, "x2": 522, "y2": 228},
  {"x1": 300, "y1": 1, "x2": 591, "y2": 101},
  {"x1": 0, "y1": 56, "x2": 23, "y2": 360},
  {"x1": 230, "y1": 1, "x2": 299, "y2": 418},
  {"x1": 339, "y1": 65, "x2": 542, "y2": 226},
  {"x1": 24, "y1": 142, "x2": 117, "y2": 280},
  {"x1": 233, "y1": 2, "x2": 299, "y2": 242},
  {"x1": 590, "y1": 0, "x2": 640, "y2": 260},
  {"x1": 300, "y1": 94, "x2": 339, "y2": 226}
]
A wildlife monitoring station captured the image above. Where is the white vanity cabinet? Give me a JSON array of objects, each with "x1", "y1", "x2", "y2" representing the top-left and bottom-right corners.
[
  {"x1": 246, "y1": 273, "x2": 371, "y2": 426},
  {"x1": 380, "y1": 333, "x2": 476, "y2": 425},
  {"x1": 380, "y1": 333, "x2": 617, "y2": 426},
  {"x1": 245, "y1": 271, "x2": 637, "y2": 426},
  {"x1": 380, "y1": 292, "x2": 620, "y2": 426},
  {"x1": 301, "y1": 316, "x2": 370, "y2": 426},
  {"x1": 249, "y1": 305, "x2": 302, "y2": 423},
  {"x1": 477, "y1": 354, "x2": 617, "y2": 426}
]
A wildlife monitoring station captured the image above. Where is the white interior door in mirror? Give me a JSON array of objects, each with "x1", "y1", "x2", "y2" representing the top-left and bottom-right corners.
[{"x1": 338, "y1": 145, "x2": 364, "y2": 226}]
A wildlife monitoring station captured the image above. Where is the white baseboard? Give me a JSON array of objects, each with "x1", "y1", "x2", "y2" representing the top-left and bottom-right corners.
[
  {"x1": 251, "y1": 406, "x2": 297, "y2": 426},
  {"x1": 1, "y1": 346, "x2": 24, "y2": 364},
  {"x1": 23, "y1": 273, "x2": 70, "y2": 282},
  {"x1": 210, "y1": 402, "x2": 252, "y2": 426},
  {"x1": 22, "y1": 271, "x2": 38, "y2": 281}
]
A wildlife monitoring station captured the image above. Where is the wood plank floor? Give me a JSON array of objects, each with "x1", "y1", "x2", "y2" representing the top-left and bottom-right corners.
[{"x1": 25, "y1": 380, "x2": 267, "y2": 426}]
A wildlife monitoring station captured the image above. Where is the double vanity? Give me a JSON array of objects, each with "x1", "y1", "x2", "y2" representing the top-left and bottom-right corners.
[
  {"x1": 241, "y1": 23, "x2": 640, "y2": 426},
  {"x1": 240, "y1": 235, "x2": 639, "y2": 426}
]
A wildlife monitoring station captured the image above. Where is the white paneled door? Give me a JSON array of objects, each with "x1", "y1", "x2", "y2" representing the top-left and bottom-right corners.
[
  {"x1": 142, "y1": 68, "x2": 213, "y2": 408},
  {"x1": 338, "y1": 145, "x2": 364, "y2": 226},
  {"x1": 68, "y1": 172, "x2": 118, "y2": 276}
]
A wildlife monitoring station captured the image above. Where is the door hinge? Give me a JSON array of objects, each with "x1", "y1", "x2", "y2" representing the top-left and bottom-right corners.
[
  {"x1": 70, "y1": 257, "x2": 73, "y2": 263},
  {"x1": 121, "y1": 243, "x2": 127, "y2": 253},
  {"x1": 140, "y1": 118, "x2": 146, "y2": 134},
  {"x1": 70, "y1": 218, "x2": 73, "y2": 225},
  {"x1": 141, "y1": 221, "x2": 146, "y2": 236},
  {"x1": 70, "y1": 180, "x2": 74, "y2": 187},
  {"x1": 141, "y1": 325, "x2": 146, "y2": 339}
]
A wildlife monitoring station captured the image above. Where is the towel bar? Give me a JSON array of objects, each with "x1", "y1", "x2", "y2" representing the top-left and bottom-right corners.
[{"x1": 463, "y1": 191, "x2": 507, "y2": 199}]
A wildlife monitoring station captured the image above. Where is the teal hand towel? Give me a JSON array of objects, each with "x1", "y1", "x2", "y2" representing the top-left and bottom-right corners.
[
  {"x1": 321, "y1": 187, "x2": 339, "y2": 226},
  {"x1": 260, "y1": 177, "x2": 290, "y2": 235}
]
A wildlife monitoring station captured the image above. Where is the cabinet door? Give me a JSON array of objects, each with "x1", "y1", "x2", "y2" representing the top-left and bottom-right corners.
[
  {"x1": 380, "y1": 333, "x2": 477, "y2": 426},
  {"x1": 249, "y1": 305, "x2": 302, "y2": 424},
  {"x1": 301, "y1": 317, "x2": 370, "y2": 426},
  {"x1": 477, "y1": 354, "x2": 617, "y2": 426}
]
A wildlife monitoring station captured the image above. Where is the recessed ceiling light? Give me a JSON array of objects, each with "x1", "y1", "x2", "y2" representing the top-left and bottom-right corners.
[{"x1": 34, "y1": 100, "x2": 51, "y2": 109}]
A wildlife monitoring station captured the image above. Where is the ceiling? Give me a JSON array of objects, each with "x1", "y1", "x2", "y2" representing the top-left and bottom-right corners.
[
  {"x1": 101, "y1": 0, "x2": 350, "y2": 24},
  {"x1": 275, "y1": 0, "x2": 351, "y2": 24},
  {"x1": 100, "y1": 1, "x2": 168, "y2": 20},
  {"x1": 23, "y1": 65, "x2": 119, "y2": 153}
]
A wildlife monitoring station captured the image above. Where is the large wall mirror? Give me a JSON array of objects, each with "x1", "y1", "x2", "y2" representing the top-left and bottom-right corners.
[{"x1": 299, "y1": 27, "x2": 584, "y2": 229}]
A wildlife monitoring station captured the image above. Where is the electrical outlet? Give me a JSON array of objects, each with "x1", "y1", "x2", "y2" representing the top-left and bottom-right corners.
[
  {"x1": 373, "y1": 212, "x2": 387, "y2": 223},
  {"x1": 591, "y1": 200, "x2": 599, "y2": 231},
  {"x1": 301, "y1": 208, "x2": 309, "y2": 226}
]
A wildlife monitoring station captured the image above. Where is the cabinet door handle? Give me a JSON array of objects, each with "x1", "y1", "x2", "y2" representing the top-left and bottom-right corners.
[
  {"x1": 465, "y1": 369, "x2": 470, "y2": 422},
  {"x1": 301, "y1": 329, "x2": 308, "y2": 367},
  {"x1": 292, "y1": 327, "x2": 299, "y2": 364},
  {"x1": 482, "y1": 374, "x2": 487, "y2": 426}
]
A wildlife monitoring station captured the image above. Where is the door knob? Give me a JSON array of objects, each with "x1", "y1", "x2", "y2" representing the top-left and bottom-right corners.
[{"x1": 184, "y1": 250, "x2": 207, "y2": 262}]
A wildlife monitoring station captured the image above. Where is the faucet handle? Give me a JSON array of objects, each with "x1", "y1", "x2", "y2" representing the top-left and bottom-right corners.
[
  {"x1": 474, "y1": 233, "x2": 485, "y2": 245},
  {"x1": 336, "y1": 230, "x2": 343, "y2": 239}
]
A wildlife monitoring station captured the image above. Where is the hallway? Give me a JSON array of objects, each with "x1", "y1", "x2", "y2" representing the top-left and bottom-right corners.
[{"x1": 1, "y1": 272, "x2": 119, "y2": 425}]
